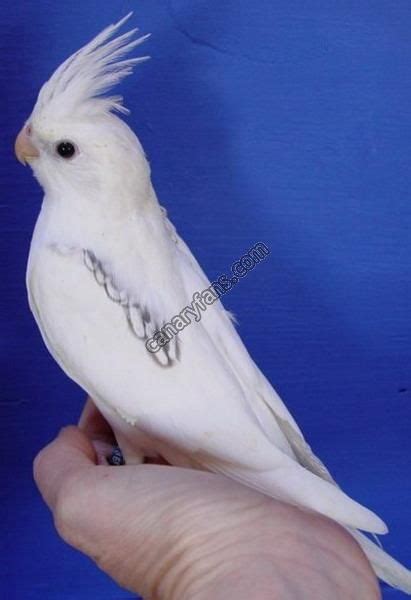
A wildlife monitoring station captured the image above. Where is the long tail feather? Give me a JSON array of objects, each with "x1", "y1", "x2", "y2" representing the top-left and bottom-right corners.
[{"x1": 351, "y1": 530, "x2": 411, "y2": 595}]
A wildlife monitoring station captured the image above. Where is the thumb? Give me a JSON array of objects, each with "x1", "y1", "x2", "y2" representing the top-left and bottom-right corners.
[
  {"x1": 33, "y1": 425, "x2": 192, "y2": 596},
  {"x1": 33, "y1": 425, "x2": 97, "y2": 511}
]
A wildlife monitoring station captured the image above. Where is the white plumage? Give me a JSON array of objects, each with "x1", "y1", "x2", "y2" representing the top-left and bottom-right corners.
[{"x1": 18, "y1": 14, "x2": 411, "y2": 594}]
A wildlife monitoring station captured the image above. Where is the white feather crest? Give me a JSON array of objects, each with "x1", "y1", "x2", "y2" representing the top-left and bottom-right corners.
[{"x1": 32, "y1": 13, "x2": 150, "y2": 120}]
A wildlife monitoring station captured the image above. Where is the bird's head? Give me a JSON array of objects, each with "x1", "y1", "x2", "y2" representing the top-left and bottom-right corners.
[{"x1": 15, "y1": 14, "x2": 151, "y2": 209}]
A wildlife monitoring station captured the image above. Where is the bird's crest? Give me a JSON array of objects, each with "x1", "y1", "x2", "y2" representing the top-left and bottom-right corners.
[{"x1": 32, "y1": 13, "x2": 150, "y2": 121}]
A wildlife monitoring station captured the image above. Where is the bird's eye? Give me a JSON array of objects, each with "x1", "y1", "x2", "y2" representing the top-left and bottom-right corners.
[{"x1": 56, "y1": 141, "x2": 76, "y2": 159}]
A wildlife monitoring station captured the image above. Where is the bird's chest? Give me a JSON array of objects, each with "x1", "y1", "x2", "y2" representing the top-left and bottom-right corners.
[
  {"x1": 26, "y1": 242, "x2": 142, "y2": 419},
  {"x1": 26, "y1": 243, "x2": 201, "y2": 457},
  {"x1": 28, "y1": 244, "x2": 113, "y2": 353},
  {"x1": 26, "y1": 244, "x2": 187, "y2": 463}
]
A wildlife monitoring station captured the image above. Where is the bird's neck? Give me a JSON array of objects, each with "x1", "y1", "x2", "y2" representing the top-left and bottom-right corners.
[{"x1": 32, "y1": 181, "x2": 164, "y2": 258}]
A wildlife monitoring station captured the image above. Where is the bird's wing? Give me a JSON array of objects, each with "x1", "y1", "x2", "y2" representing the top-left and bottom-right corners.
[
  {"x1": 165, "y1": 214, "x2": 335, "y2": 482},
  {"x1": 73, "y1": 215, "x2": 385, "y2": 533},
  {"x1": 160, "y1": 219, "x2": 386, "y2": 533},
  {"x1": 82, "y1": 246, "x2": 181, "y2": 368}
]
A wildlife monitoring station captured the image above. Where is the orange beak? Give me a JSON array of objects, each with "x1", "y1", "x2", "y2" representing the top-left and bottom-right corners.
[{"x1": 15, "y1": 125, "x2": 39, "y2": 165}]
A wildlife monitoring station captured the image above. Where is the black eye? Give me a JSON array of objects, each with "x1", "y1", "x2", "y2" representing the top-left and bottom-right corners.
[{"x1": 56, "y1": 141, "x2": 76, "y2": 159}]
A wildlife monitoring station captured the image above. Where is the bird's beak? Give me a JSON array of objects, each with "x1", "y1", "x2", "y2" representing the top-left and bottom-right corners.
[{"x1": 15, "y1": 126, "x2": 39, "y2": 166}]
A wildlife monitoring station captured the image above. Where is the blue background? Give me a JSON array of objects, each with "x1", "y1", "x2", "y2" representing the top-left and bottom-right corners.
[{"x1": 1, "y1": 1, "x2": 410, "y2": 598}]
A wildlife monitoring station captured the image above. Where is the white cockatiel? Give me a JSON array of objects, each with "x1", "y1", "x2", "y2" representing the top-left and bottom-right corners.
[{"x1": 15, "y1": 14, "x2": 411, "y2": 594}]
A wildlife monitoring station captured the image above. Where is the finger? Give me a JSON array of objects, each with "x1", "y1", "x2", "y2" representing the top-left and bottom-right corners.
[
  {"x1": 33, "y1": 426, "x2": 97, "y2": 511},
  {"x1": 78, "y1": 397, "x2": 114, "y2": 442},
  {"x1": 144, "y1": 455, "x2": 170, "y2": 465},
  {"x1": 79, "y1": 398, "x2": 117, "y2": 464}
]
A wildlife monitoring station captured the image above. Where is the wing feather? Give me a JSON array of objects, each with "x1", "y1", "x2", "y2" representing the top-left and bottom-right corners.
[{"x1": 166, "y1": 214, "x2": 332, "y2": 476}]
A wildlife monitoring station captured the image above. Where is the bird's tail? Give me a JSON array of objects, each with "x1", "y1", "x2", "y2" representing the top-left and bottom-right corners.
[{"x1": 350, "y1": 529, "x2": 411, "y2": 595}]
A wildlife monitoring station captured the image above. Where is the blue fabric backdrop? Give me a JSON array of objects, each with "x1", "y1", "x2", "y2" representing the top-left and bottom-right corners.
[{"x1": 1, "y1": 1, "x2": 410, "y2": 598}]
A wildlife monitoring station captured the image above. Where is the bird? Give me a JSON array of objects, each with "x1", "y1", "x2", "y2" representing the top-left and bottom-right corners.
[{"x1": 15, "y1": 13, "x2": 411, "y2": 594}]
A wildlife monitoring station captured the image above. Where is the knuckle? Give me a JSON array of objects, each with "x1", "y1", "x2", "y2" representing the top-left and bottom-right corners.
[
  {"x1": 32, "y1": 446, "x2": 50, "y2": 486},
  {"x1": 53, "y1": 473, "x2": 87, "y2": 543}
]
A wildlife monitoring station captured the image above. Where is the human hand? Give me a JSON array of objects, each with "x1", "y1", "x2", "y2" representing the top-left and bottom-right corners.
[{"x1": 33, "y1": 398, "x2": 381, "y2": 600}]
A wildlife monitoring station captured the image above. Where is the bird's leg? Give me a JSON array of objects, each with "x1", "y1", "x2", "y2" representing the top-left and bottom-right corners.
[{"x1": 112, "y1": 432, "x2": 145, "y2": 465}]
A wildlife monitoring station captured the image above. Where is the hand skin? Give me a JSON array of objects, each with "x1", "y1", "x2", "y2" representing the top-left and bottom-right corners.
[{"x1": 33, "y1": 399, "x2": 381, "y2": 600}]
